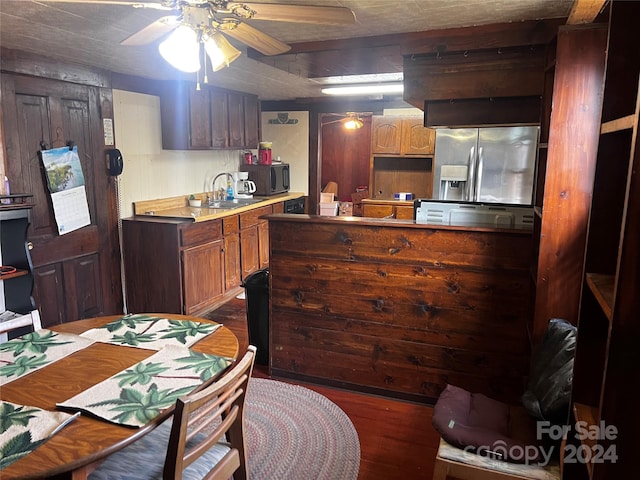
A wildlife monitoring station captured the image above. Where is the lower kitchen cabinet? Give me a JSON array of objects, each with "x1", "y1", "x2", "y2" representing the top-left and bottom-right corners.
[
  {"x1": 239, "y1": 205, "x2": 272, "y2": 279},
  {"x1": 122, "y1": 217, "x2": 228, "y2": 315}
]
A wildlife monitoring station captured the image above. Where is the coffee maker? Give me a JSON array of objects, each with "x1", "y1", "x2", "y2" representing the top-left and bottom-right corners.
[{"x1": 231, "y1": 172, "x2": 256, "y2": 198}]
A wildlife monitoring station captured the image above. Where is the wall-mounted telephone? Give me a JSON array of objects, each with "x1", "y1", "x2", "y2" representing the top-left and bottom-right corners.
[{"x1": 106, "y1": 148, "x2": 123, "y2": 176}]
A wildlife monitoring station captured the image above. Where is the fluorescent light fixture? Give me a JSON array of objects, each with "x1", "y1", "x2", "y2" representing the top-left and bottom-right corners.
[
  {"x1": 312, "y1": 72, "x2": 403, "y2": 85},
  {"x1": 159, "y1": 25, "x2": 201, "y2": 73},
  {"x1": 321, "y1": 83, "x2": 404, "y2": 96}
]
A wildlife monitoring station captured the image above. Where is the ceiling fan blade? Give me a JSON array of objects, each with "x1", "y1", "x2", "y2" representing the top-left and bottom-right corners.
[
  {"x1": 224, "y1": 22, "x2": 291, "y2": 55},
  {"x1": 233, "y1": 3, "x2": 356, "y2": 25},
  {"x1": 34, "y1": 0, "x2": 172, "y2": 9},
  {"x1": 120, "y1": 15, "x2": 179, "y2": 45}
]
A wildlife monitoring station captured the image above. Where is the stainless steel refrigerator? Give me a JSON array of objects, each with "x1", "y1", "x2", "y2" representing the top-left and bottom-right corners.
[{"x1": 432, "y1": 126, "x2": 539, "y2": 205}]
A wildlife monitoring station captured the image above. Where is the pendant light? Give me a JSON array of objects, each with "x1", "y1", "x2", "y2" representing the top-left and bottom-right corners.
[{"x1": 343, "y1": 113, "x2": 364, "y2": 130}]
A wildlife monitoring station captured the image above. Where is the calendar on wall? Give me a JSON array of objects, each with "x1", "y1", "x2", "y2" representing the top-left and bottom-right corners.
[{"x1": 40, "y1": 146, "x2": 91, "y2": 235}]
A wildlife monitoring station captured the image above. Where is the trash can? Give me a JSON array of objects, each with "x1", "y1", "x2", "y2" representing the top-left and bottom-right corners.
[{"x1": 241, "y1": 268, "x2": 270, "y2": 365}]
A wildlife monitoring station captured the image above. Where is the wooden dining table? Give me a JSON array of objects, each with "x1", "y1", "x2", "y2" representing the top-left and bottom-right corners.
[{"x1": 0, "y1": 313, "x2": 239, "y2": 480}]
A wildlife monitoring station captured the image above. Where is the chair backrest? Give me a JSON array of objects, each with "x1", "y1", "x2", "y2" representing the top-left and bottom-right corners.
[
  {"x1": 163, "y1": 345, "x2": 256, "y2": 480},
  {"x1": 0, "y1": 310, "x2": 42, "y2": 342}
]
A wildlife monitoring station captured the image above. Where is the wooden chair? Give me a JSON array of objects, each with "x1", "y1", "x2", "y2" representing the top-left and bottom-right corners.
[
  {"x1": 89, "y1": 345, "x2": 256, "y2": 480},
  {"x1": 0, "y1": 309, "x2": 42, "y2": 343}
]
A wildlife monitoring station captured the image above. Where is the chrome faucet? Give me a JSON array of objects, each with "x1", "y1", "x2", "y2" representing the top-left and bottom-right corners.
[{"x1": 211, "y1": 173, "x2": 233, "y2": 201}]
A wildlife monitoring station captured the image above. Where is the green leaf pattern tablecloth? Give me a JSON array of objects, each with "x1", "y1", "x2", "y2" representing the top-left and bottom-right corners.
[
  {"x1": 0, "y1": 401, "x2": 79, "y2": 470},
  {"x1": 0, "y1": 330, "x2": 95, "y2": 386},
  {"x1": 79, "y1": 314, "x2": 222, "y2": 350},
  {"x1": 57, "y1": 345, "x2": 232, "y2": 427}
]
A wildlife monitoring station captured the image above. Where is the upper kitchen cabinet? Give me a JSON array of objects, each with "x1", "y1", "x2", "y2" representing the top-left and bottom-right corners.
[
  {"x1": 160, "y1": 81, "x2": 259, "y2": 150},
  {"x1": 371, "y1": 116, "x2": 434, "y2": 155}
]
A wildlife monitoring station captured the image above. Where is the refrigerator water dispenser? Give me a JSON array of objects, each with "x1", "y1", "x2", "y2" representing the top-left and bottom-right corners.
[{"x1": 439, "y1": 165, "x2": 468, "y2": 201}]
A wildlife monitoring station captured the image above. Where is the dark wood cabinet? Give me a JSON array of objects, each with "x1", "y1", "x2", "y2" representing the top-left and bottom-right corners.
[
  {"x1": 568, "y1": 3, "x2": 640, "y2": 478},
  {"x1": 530, "y1": 25, "x2": 607, "y2": 345},
  {"x1": 239, "y1": 205, "x2": 272, "y2": 279},
  {"x1": 122, "y1": 217, "x2": 225, "y2": 315},
  {"x1": 160, "y1": 81, "x2": 259, "y2": 150}
]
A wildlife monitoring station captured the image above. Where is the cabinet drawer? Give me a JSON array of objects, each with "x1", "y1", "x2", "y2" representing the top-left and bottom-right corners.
[
  {"x1": 240, "y1": 205, "x2": 272, "y2": 229},
  {"x1": 181, "y1": 220, "x2": 222, "y2": 247},
  {"x1": 363, "y1": 204, "x2": 394, "y2": 218},
  {"x1": 223, "y1": 215, "x2": 239, "y2": 235},
  {"x1": 396, "y1": 206, "x2": 415, "y2": 220}
]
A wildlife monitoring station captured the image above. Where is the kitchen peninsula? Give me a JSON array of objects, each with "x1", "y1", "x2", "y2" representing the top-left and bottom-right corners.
[
  {"x1": 267, "y1": 214, "x2": 532, "y2": 404},
  {"x1": 122, "y1": 192, "x2": 304, "y2": 316}
]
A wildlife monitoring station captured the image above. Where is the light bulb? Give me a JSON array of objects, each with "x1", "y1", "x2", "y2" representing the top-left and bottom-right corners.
[
  {"x1": 159, "y1": 25, "x2": 200, "y2": 73},
  {"x1": 344, "y1": 117, "x2": 363, "y2": 130}
]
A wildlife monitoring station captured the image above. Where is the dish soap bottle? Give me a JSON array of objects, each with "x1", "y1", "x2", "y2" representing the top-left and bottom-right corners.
[{"x1": 226, "y1": 180, "x2": 234, "y2": 200}]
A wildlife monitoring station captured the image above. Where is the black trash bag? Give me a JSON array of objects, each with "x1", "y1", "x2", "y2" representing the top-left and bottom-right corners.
[{"x1": 522, "y1": 318, "x2": 577, "y2": 423}]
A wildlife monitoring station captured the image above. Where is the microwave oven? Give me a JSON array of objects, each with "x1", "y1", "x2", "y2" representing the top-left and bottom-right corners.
[{"x1": 241, "y1": 163, "x2": 290, "y2": 196}]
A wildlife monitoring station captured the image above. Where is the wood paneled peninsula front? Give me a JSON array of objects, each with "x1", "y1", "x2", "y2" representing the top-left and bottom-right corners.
[
  {"x1": 267, "y1": 214, "x2": 532, "y2": 404},
  {"x1": 122, "y1": 192, "x2": 304, "y2": 316}
]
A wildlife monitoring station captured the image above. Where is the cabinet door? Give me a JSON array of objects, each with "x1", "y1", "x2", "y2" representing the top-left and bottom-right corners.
[
  {"x1": 243, "y1": 94, "x2": 259, "y2": 149},
  {"x1": 258, "y1": 221, "x2": 269, "y2": 269},
  {"x1": 182, "y1": 240, "x2": 223, "y2": 314},
  {"x1": 189, "y1": 87, "x2": 212, "y2": 148},
  {"x1": 224, "y1": 233, "x2": 241, "y2": 291},
  {"x1": 210, "y1": 90, "x2": 229, "y2": 148},
  {"x1": 402, "y1": 119, "x2": 435, "y2": 155},
  {"x1": 240, "y1": 226, "x2": 259, "y2": 279},
  {"x1": 227, "y1": 92, "x2": 245, "y2": 148},
  {"x1": 371, "y1": 116, "x2": 402, "y2": 154}
]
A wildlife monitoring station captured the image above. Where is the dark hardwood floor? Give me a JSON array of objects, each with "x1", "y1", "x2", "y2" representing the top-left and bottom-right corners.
[{"x1": 205, "y1": 297, "x2": 440, "y2": 479}]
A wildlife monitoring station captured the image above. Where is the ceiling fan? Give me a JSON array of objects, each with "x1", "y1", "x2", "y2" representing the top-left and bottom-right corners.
[
  {"x1": 37, "y1": 1, "x2": 356, "y2": 72},
  {"x1": 322, "y1": 112, "x2": 371, "y2": 130}
]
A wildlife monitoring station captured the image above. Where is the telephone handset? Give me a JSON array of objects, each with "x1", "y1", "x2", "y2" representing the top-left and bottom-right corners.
[{"x1": 106, "y1": 148, "x2": 123, "y2": 176}]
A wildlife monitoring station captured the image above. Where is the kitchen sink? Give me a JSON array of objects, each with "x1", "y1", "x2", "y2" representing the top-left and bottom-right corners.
[{"x1": 205, "y1": 198, "x2": 262, "y2": 209}]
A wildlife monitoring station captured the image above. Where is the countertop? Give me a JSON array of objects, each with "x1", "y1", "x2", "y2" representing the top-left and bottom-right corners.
[{"x1": 129, "y1": 192, "x2": 305, "y2": 223}]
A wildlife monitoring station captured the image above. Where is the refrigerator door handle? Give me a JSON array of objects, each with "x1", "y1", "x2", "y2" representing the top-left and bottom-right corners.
[
  {"x1": 467, "y1": 145, "x2": 477, "y2": 201},
  {"x1": 475, "y1": 147, "x2": 484, "y2": 201}
]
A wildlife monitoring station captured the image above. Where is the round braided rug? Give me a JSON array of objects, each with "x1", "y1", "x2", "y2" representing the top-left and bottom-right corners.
[{"x1": 244, "y1": 378, "x2": 360, "y2": 479}]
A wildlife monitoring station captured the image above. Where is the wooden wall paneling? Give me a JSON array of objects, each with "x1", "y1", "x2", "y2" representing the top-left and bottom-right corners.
[
  {"x1": 320, "y1": 115, "x2": 371, "y2": 200},
  {"x1": 532, "y1": 25, "x2": 607, "y2": 345},
  {"x1": 268, "y1": 217, "x2": 532, "y2": 404}
]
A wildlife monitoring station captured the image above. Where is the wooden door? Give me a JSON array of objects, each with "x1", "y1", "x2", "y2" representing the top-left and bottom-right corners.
[
  {"x1": 320, "y1": 115, "x2": 371, "y2": 200},
  {"x1": 402, "y1": 119, "x2": 435, "y2": 155},
  {"x1": 240, "y1": 226, "x2": 259, "y2": 279},
  {"x1": 189, "y1": 87, "x2": 212, "y2": 148},
  {"x1": 224, "y1": 233, "x2": 241, "y2": 291},
  {"x1": 182, "y1": 240, "x2": 223, "y2": 314},
  {"x1": 210, "y1": 90, "x2": 229, "y2": 148},
  {"x1": 227, "y1": 92, "x2": 245, "y2": 148},
  {"x1": 371, "y1": 116, "x2": 401, "y2": 154},
  {"x1": 3, "y1": 73, "x2": 123, "y2": 327}
]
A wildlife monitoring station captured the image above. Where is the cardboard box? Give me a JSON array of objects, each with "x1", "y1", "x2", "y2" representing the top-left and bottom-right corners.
[
  {"x1": 320, "y1": 192, "x2": 335, "y2": 203},
  {"x1": 339, "y1": 202, "x2": 353, "y2": 216},
  {"x1": 351, "y1": 190, "x2": 369, "y2": 216},
  {"x1": 319, "y1": 201, "x2": 339, "y2": 216}
]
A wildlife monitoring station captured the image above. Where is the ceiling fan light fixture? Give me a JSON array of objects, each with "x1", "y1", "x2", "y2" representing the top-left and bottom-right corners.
[
  {"x1": 159, "y1": 25, "x2": 201, "y2": 73},
  {"x1": 344, "y1": 115, "x2": 364, "y2": 130},
  {"x1": 204, "y1": 32, "x2": 241, "y2": 72}
]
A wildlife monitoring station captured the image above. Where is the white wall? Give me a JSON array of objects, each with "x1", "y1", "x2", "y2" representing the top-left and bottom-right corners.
[
  {"x1": 112, "y1": 90, "x2": 243, "y2": 218},
  {"x1": 260, "y1": 111, "x2": 309, "y2": 195}
]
